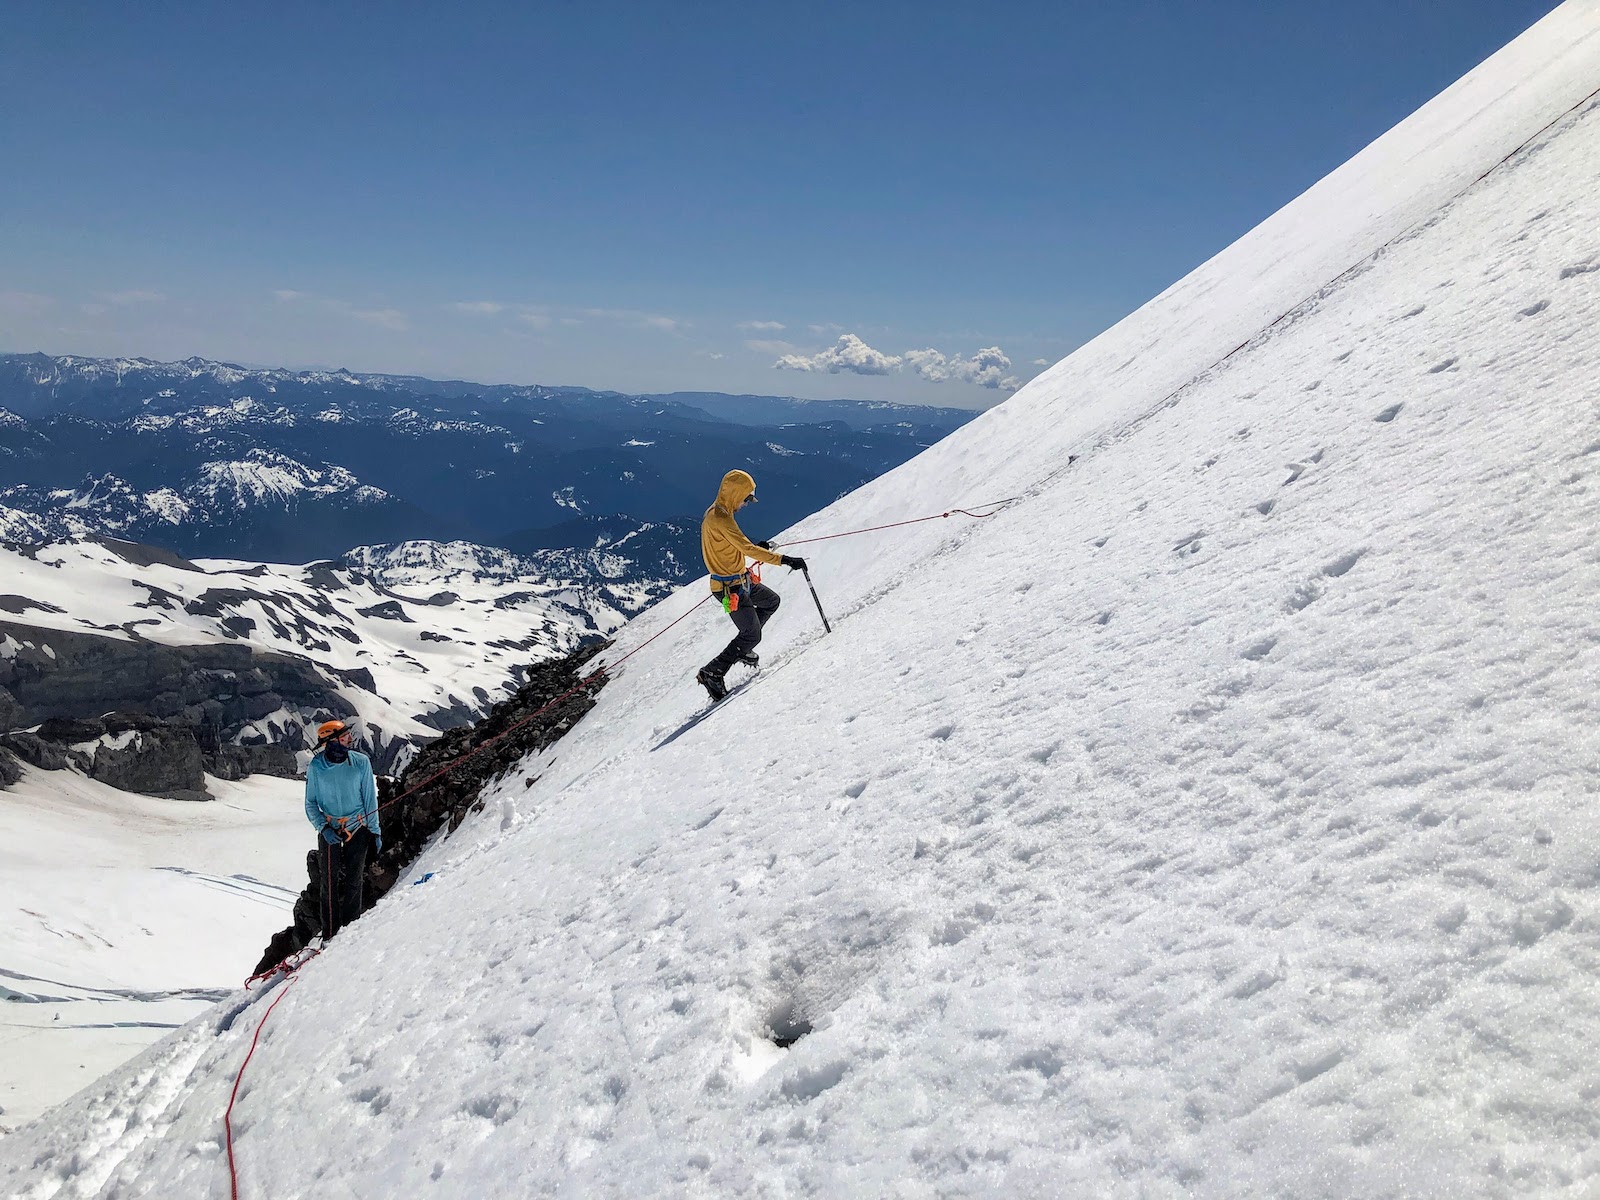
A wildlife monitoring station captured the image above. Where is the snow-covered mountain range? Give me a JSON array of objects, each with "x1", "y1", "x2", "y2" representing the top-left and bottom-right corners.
[
  {"x1": 0, "y1": 532, "x2": 687, "y2": 773},
  {"x1": 5, "y1": 3, "x2": 1600, "y2": 1194},
  {"x1": 0, "y1": 355, "x2": 972, "y2": 562}
]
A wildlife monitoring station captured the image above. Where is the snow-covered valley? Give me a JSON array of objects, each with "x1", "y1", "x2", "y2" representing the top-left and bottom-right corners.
[
  {"x1": 0, "y1": 769, "x2": 304, "y2": 1133},
  {"x1": 4, "y1": 3, "x2": 1600, "y2": 1196}
]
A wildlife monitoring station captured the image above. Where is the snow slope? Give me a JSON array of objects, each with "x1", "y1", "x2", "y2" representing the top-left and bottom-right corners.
[
  {"x1": 0, "y1": 769, "x2": 304, "y2": 1133},
  {"x1": 6, "y1": 4, "x2": 1600, "y2": 1196}
]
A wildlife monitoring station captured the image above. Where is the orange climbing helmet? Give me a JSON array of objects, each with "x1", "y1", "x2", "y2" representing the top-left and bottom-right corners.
[{"x1": 315, "y1": 719, "x2": 349, "y2": 745}]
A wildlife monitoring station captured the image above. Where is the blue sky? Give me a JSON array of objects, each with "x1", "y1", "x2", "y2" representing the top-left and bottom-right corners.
[{"x1": 0, "y1": 1, "x2": 1561, "y2": 406}]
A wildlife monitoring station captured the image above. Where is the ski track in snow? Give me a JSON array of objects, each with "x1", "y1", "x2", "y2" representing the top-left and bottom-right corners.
[{"x1": 6, "y1": 7, "x2": 1600, "y2": 1197}]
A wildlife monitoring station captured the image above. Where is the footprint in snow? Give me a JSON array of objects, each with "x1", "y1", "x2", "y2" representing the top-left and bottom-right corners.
[
  {"x1": 1322, "y1": 550, "x2": 1365, "y2": 578},
  {"x1": 1427, "y1": 357, "x2": 1458, "y2": 373},
  {"x1": 1374, "y1": 403, "x2": 1403, "y2": 423},
  {"x1": 1559, "y1": 261, "x2": 1598, "y2": 280},
  {"x1": 1285, "y1": 580, "x2": 1324, "y2": 613},
  {"x1": 1518, "y1": 299, "x2": 1550, "y2": 317},
  {"x1": 1240, "y1": 636, "x2": 1277, "y2": 661},
  {"x1": 1282, "y1": 448, "x2": 1325, "y2": 485}
]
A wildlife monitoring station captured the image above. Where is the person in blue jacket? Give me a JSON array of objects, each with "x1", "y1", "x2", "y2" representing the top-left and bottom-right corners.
[{"x1": 304, "y1": 719, "x2": 381, "y2": 940}]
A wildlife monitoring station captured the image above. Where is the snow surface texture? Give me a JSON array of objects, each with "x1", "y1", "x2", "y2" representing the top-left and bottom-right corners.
[
  {"x1": 0, "y1": 538, "x2": 643, "y2": 762},
  {"x1": 0, "y1": 769, "x2": 304, "y2": 1133},
  {"x1": 6, "y1": 5, "x2": 1600, "y2": 1196}
]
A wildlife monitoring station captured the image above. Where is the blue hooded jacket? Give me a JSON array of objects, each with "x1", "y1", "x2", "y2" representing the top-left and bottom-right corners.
[{"x1": 304, "y1": 749, "x2": 380, "y2": 849}]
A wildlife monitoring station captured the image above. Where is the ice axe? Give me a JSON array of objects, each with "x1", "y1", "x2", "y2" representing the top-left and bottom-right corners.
[{"x1": 801, "y1": 564, "x2": 832, "y2": 634}]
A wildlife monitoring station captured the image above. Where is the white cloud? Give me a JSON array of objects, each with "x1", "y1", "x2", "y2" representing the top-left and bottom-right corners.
[
  {"x1": 902, "y1": 345, "x2": 1017, "y2": 389},
  {"x1": 452, "y1": 300, "x2": 506, "y2": 316},
  {"x1": 0, "y1": 290, "x2": 54, "y2": 313},
  {"x1": 582, "y1": 307, "x2": 683, "y2": 332},
  {"x1": 738, "y1": 320, "x2": 785, "y2": 332},
  {"x1": 775, "y1": 333, "x2": 903, "y2": 376},
  {"x1": 808, "y1": 322, "x2": 844, "y2": 335},
  {"x1": 745, "y1": 338, "x2": 797, "y2": 356},
  {"x1": 774, "y1": 333, "x2": 1024, "y2": 391},
  {"x1": 282, "y1": 291, "x2": 409, "y2": 331},
  {"x1": 1032, "y1": 358, "x2": 1052, "y2": 367},
  {"x1": 97, "y1": 289, "x2": 166, "y2": 306},
  {"x1": 347, "y1": 307, "x2": 409, "y2": 331},
  {"x1": 515, "y1": 309, "x2": 552, "y2": 330}
]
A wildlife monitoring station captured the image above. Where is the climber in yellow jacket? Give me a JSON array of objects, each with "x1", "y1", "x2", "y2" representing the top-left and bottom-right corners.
[{"x1": 697, "y1": 469, "x2": 806, "y2": 701}]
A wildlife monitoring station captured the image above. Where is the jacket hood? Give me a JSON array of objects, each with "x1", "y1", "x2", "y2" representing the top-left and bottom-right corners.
[{"x1": 715, "y1": 469, "x2": 757, "y2": 512}]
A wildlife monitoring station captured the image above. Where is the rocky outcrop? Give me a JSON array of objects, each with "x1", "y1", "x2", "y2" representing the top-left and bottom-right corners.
[
  {"x1": 253, "y1": 641, "x2": 609, "y2": 973},
  {"x1": 2, "y1": 711, "x2": 298, "y2": 800},
  {"x1": 0, "y1": 746, "x2": 21, "y2": 788},
  {"x1": 0, "y1": 620, "x2": 354, "y2": 762},
  {"x1": 0, "y1": 731, "x2": 75, "y2": 771}
]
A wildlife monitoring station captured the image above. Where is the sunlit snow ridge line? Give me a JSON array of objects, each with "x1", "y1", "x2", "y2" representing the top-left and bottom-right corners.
[{"x1": 1033, "y1": 77, "x2": 1600, "y2": 503}]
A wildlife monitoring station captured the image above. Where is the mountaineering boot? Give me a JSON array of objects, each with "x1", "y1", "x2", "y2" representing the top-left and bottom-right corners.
[
  {"x1": 697, "y1": 667, "x2": 728, "y2": 702},
  {"x1": 739, "y1": 651, "x2": 759, "y2": 669}
]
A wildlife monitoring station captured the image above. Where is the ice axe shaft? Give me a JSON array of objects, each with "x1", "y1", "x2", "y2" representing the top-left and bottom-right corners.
[{"x1": 801, "y1": 565, "x2": 832, "y2": 634}]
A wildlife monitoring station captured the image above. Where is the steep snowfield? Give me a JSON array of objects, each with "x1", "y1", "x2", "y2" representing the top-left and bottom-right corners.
[
  {"x1": 0, "y1": 770, "x2": 304, "y2": 1133},
  {"x1": 6, "y1": 5, "x2": 1600, "y2": 1196}
]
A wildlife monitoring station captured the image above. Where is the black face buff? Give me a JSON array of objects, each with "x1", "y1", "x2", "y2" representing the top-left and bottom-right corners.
[{"x1": 324, "y1": 740, "x2": 350, "y2": 764}]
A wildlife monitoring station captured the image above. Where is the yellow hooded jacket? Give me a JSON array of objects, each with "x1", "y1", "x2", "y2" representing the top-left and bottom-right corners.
[{"x1": 702, "y1": 469, "x2": 784, "y2": 594}]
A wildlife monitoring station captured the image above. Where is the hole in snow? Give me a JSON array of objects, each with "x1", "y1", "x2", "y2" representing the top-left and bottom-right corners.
[{"x1": 766, "y1": 1002, "x2": 814, "y2": 1050}]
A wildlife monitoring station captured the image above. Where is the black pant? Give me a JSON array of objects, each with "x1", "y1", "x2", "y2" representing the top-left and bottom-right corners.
[
  {"x1": 704, "y1": 582, "x2": 780, "y2": 677},
  {"x1": 318, "y1": 826, "x2": 375, "y2": 939}
]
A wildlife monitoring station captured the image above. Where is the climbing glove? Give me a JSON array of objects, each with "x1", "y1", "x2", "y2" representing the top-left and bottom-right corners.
[
  {"x1": 756, "y1": 540, "x2": 774, "y2": 549},
  {"x1": 780, "y1": 555, "x2": 807, "y2": 572},
  {"x1": 320, "y1": 824, "x2": 342, "y2": 846}
]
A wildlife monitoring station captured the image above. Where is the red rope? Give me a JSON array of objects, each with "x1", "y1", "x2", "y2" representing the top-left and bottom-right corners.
[
  {"x1": 782, "y1": 498, "x2": 1021, "y2": 547},
  {"x1": 225, "y1": 948, "x2": 320, "y2": 1200}
]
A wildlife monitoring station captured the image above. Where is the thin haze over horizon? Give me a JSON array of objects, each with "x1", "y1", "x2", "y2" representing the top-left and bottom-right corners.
[{"x1": 0, "y1": 1, "x2": 1562, "y2": 407}]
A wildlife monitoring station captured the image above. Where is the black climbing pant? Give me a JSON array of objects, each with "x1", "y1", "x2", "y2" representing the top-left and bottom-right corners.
[
  {"x1": 318, "y1": 826, "x2": 375, "y2": 939},
  {"x1": 703, "y1": 582, "x2": 781, "y2": 677}
]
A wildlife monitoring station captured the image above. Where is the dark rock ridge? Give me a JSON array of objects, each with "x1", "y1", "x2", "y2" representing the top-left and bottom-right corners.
[
  {"x1": 0, "y1": 619, "x2": 359, "y2": 765},
  {"x1": 254, "y1": 642, "x2": 608, "y2": 973},
  {"x1": 2, "y1": 711, "x2": 296, "y2": 801}
]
